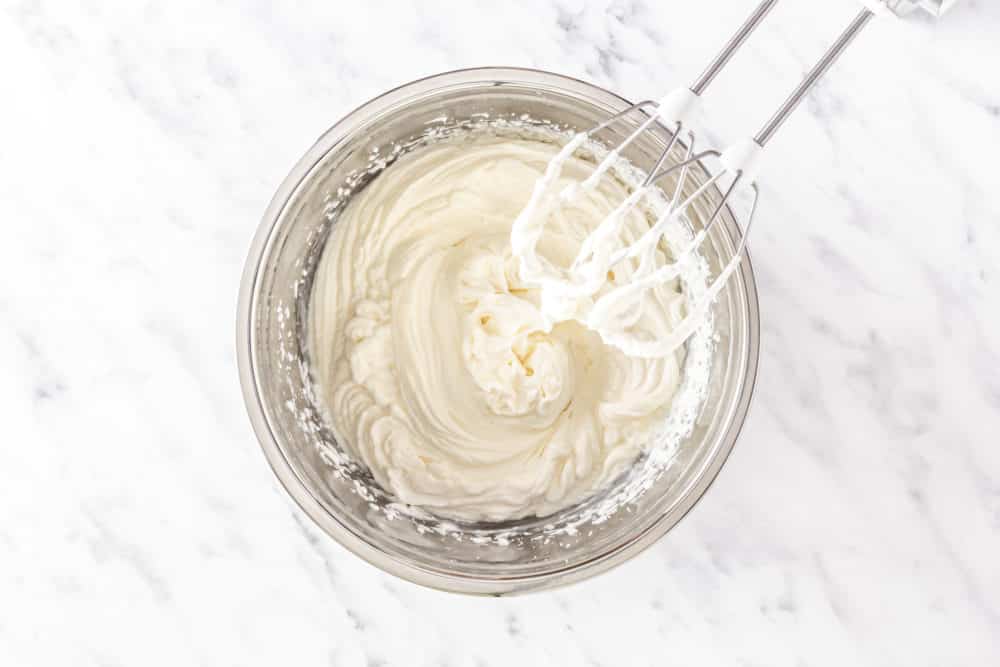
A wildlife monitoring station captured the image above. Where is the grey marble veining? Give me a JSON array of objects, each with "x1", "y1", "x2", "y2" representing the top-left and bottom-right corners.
[{"x1": 2, "y1": 0, "x2": 998, "y2": 665}]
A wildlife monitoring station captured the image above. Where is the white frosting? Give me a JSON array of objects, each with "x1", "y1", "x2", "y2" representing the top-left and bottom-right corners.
[
  {"x1": 510, "y1": 131, "x2": 741, "y2": 358},
  {"x1": 310, "y1": 136, "x2": 696, "y2": 521}
]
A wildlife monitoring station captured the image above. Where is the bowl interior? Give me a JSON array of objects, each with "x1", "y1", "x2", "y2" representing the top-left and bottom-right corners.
[{"x1": 239, "y1": 69, "x2": 759, "y2": 594}]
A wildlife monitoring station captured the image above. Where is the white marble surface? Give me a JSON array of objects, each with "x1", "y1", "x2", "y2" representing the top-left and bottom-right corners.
[{"x1": 3, "y1": 0, "x2": 999, "y2": 664}]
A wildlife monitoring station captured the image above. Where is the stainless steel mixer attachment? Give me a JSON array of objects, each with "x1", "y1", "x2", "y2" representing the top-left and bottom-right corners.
[{"x1": 517, "y1": 0, "x2": 956, "y2": 357}]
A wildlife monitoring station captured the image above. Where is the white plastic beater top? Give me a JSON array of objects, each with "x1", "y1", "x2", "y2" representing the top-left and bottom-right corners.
[{"x1": 861, "y1": 0, "x2": 957, "y2": 16}]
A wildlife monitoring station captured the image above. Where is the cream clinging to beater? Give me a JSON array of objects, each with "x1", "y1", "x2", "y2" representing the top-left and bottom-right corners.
[{"x1": 511, "y1": 0, "x2": 958, "y2": 358}]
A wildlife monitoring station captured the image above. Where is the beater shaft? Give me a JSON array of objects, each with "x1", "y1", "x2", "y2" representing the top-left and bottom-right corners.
[
  {"x1": 690, "y1": 0, "x2": 780, "y2": 96},
  {"x1": 755, "y1": 9, "x2": 875, "y2": 146}
]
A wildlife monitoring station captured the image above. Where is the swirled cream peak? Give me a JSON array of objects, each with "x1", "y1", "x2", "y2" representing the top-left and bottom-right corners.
[{"x1": 310, "y1": 137, "x2": 690, "y2": 521}]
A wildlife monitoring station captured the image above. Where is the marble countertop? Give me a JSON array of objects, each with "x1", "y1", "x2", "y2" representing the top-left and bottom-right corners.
[{"x1": 3, "y1": 0, "x2": 998, "y2": 664}]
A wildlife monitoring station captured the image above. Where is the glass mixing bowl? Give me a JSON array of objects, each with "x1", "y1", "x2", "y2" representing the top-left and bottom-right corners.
[{"x1": 237, "y1": 68, "x2": 760, "y2": 595}]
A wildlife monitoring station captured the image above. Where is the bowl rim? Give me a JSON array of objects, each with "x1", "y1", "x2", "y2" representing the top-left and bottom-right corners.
[{"x1": 236, "y1": 66, "x2": 761, "y2": 595}]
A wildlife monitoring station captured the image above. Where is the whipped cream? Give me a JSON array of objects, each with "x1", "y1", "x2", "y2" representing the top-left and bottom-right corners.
[
  {"x1": 310, "y1": 136, "x2": 696, "y2": 521},
  {"x1": 511, "y1": 132, "x2": 742, "y2": 358}
]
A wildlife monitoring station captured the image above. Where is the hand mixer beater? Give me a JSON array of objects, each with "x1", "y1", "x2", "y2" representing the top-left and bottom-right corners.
[{"x1": 511, "y1": 0, "x2": 956, "y2": 358}]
